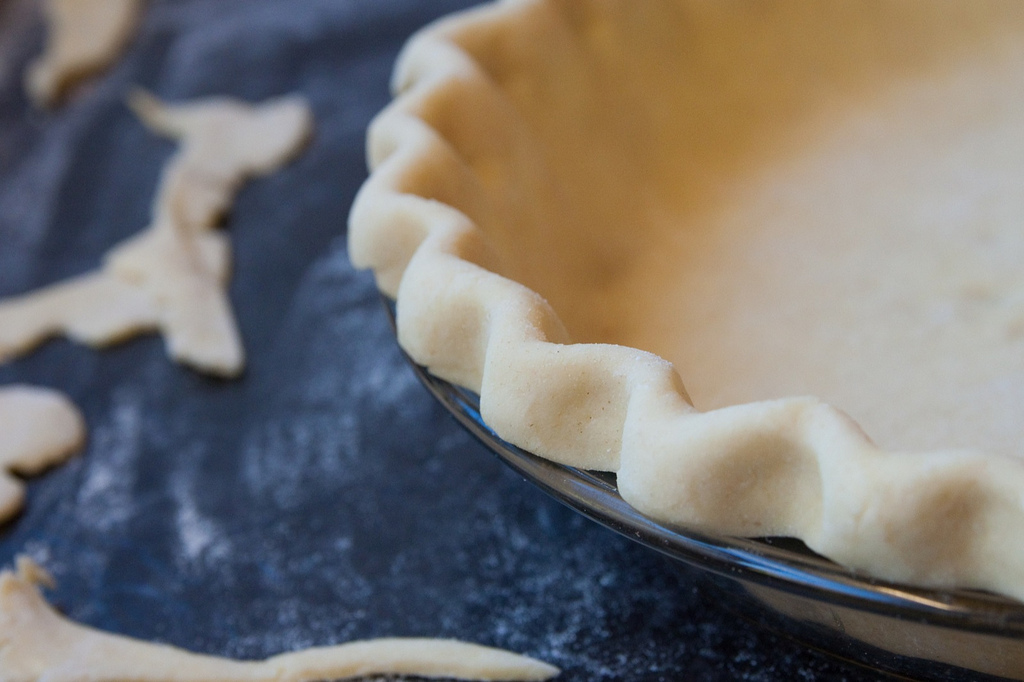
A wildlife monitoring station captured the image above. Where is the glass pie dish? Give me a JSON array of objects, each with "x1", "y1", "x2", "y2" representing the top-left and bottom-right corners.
[
  {"x1": 353, "y1": 1, "x2": 1024, "y2": 677},
  {"x1": 387, "y1": 297, "x2": 1024, "y2": 681}
]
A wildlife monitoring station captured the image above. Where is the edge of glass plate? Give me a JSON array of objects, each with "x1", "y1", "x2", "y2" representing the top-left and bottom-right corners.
[{"x1": 380, "y1": 297, "x2": 1024, "y2": 640}]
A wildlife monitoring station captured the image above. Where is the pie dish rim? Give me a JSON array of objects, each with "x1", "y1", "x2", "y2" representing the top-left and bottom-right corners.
[{"x1": 348, "y1": 0, "x2": 1024, "y2": 604}]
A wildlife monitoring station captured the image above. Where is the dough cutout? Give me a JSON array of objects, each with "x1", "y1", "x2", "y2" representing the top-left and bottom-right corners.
[
  {"x1": 0, "y1": 558, "x2": 560, "y2": 682},
  {"x1": 0, "y1": 91, "x2": 312, "y2": 377},
  {"x1": 25, "y1": 0, "x2": 145, "y2": 108},
  {"x1": 0, "y1": 386, "x2": 85, "y2": 522}
]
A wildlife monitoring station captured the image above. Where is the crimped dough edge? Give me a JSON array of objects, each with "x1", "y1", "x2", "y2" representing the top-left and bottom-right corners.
[{"x1": 347, "y1": 0, "x2": 1024, "y2": 600}]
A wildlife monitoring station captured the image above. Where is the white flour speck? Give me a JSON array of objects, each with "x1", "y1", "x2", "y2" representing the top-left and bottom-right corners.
[
  {"x1": 170, "y1": 462, "x2": 231, "y2": 567},
  {"x1": 75, "y1": 389, "x2": 144, "y2": 532}
]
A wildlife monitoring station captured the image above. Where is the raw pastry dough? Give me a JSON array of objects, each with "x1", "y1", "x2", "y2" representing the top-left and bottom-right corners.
[
  {"x1": 0, "y1": 386, "x2": 84, "y2": 522},
  {"x1": 25, "y1": 0, "x2": 144, "y2": 108},
  {"x1": 0, "y1": 559, "x2": 559, "y2": 682},
  {"x1": 0, "y1": 91, "x2": 312, "y2": 377},
  {"x1": 349, "y1": 0, "x2": 1024, "y2": 599}
]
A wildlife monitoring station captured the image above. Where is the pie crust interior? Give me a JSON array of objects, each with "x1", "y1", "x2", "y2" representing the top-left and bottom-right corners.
[{"x1": 349, "y1": 0, "x2": 1024, "y2": 600}]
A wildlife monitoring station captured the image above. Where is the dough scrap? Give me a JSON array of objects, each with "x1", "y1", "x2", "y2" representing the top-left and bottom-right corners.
[
  {"x1": 0, "y1": 91, "x2": 312, "y2": 377},
  {"x1": 0, "y1": 387, "x2": 85, "y2": 522},
  {"x1": 25, "y1": 0, "x2": 144, "y2": 108},
  {"x1": 0, "y1": 559, "x2": 560, "y2": 682},
  {"x1": 348, "y1": 0, "x2": 1024, "y2": 600}
]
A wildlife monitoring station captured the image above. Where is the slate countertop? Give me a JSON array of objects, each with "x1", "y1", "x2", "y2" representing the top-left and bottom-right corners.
[{"x1": 0, "y1": 1, "x2": 882, "y2": 679}]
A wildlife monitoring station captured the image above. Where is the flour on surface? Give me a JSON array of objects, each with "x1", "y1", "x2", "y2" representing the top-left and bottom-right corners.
[
  {"x1": 73, "y1": 388, "x2": 144, "y2": 534},
  {"x1": 168, "y1": 445, "x2": 232, "y2": 571}
]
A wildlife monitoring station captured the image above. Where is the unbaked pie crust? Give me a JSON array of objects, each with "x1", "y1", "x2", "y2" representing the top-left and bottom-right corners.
[{"x1": 349, "y1": 0, "x2": 1024, "y2": 599}]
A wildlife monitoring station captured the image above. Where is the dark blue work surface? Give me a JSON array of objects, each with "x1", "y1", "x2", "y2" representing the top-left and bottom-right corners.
[{"x1": 0, "y1": 1, "x2": 881, "y2": 679}]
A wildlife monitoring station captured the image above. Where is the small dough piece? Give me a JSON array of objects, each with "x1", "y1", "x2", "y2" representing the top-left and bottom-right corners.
[
  {"x1": 0, "y1": 387, "x2": 85, "y2": 522},
  {"x1": 0, "y1": 559, "x2": 560, "y2": 682},
  {"x1": 0, "y1": 92, "x2": 312, "y2": 377},
  {"x1": 0, "y1": 272, "x2": 161, "y2": 359},
  {"x1": 25, "y1": 0, "x2": 144, "y2": 108}
]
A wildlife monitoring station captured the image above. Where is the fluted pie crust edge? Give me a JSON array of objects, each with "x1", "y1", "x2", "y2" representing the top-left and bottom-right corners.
[{"x1": 348, "y1": 0, "x2": 1024, "y2": 601}]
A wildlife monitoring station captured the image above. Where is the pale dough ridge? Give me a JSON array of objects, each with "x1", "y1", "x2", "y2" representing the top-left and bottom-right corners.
[
  {"x1": 348, "y1": 0, "x2": 1024, "y2": 600},
  {"x1": 0, "y1": 559, "x2": 559, "y2": 682},
  {"x1": 25, "y1": 0, "x2": 145, "y2": 108},
  {"x1": 0, "y1": 386, "x2": 85, "y2": 522},
  {"x1": 0, "y1": 91, "x2": 313, "y2": 377}
]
